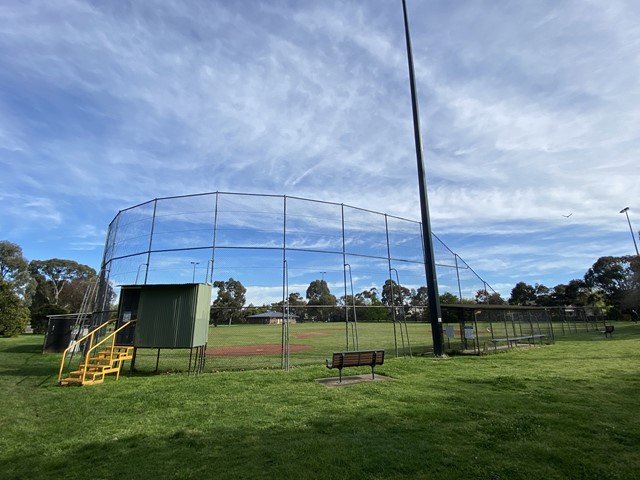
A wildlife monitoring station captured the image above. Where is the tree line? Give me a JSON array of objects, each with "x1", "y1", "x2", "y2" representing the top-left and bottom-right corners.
[
  {"x1": 2, "y1": 238, "x2": 639, "y2": 336},
  {"x1": 210, "y1": 255, "x2": 640, "y2": 324},
  {"x1": 0, "y1": 240, "x2": 99, "y2": 337}
]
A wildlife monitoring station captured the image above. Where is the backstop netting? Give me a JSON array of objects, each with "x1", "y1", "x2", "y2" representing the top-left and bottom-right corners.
[{"x1": 94, "y1": 191, "x2": 591, "y2": 372}]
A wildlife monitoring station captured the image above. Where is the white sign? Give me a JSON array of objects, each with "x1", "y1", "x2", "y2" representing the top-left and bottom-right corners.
[{"x1": 464, "y1": 325, "x2": 475, "y2": 339}]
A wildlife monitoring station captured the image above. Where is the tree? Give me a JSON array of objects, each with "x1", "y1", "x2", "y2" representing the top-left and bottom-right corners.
[
  {"x1": 412, "y1": 286, "x2": 430, "y2": 306},
  {"x1": 58, "y1": 276, "x2": 99, "y2": 312},
  {"x1": 584, "y1": 256, "x2": 638, "y2": 315},
  {"x1": 0, "y1": 240, "x2": 31, "y2": 301},
  {"x1": 625, "y1": 257, "x2": 640, "y2": 311},
  {"x1": 475, "y1": 289, "x2": 505, "y2": 305},
  {"x1": 381, "y1": 279, "x2": 413, "y2": 321},
  {"x1": 509, "y1": 282, "x2": 536, "y2": 305},
  {"x1": 549, "y1": 279, "x2": 590, "y2": 307},
  {"x1": 354, "y1": 288, "x2": 387, "y2": 322},
  {"x1": 287, "y1": 292, "x2": 306, "y2": 306},
  {"x1": 306, "y1": 280, "x2": 337, "y2": 322},
  {"x1": 549, "y1": 283, "x2": 567, "y2": 306},
  {"x1": 28, "y1": 272, "x2": 54, "y2": 310},
  {"x1": 306, "y1": 280, "x2": 335, "y2": 303},
  {"x1": 534, "y1": 284, "x2": 552, "y2": 306},
  {"x1": 28, "y1": 259, "x2": 96, "y2": 305},
  {"x1": 0, "y1": 282, "x2": 30, "y2": 337},
  {"x1": 381, "y1": 279, "x2": 411, "y2": 307},
  {"x1": 30, "y1": 303, "x2": 68, "y2": 335},
  {"x1": 272, "y1": 292, "x2": 307, "y2": 321},
  {"x1": 355, "y1": 288, "x2": 381, "y2": 305},
  {"x1": 211, "y1": 278, "x2": 246, "y2": 326},
  {"x1": 439, "y1": 292, "x2": 459, "y2": 304}
]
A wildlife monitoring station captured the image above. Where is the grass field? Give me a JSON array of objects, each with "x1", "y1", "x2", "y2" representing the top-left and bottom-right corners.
[
  {"x1": 128, "y1": 319, "x2": 562, "y2": 372},
  {"x1": 127, "y1": 321, "x2": 430, "y2": 372},
  {"x1": 2, "y1": 324, "x2": 639, "y2": 479}
]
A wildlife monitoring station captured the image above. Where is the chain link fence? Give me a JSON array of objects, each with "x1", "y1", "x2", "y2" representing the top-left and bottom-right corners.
[
  {"x1": 126, "y1": 303, "x2": 607, "y2": 373},
  {"x1": 95, "y1": 192, "x2": 607, "y2": 373}
]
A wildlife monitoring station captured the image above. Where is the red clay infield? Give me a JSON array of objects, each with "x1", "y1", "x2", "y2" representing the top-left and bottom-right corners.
[
  {"x1": 292, "y1": 332, "x2": 330, "y2": 339},
  {"x1": 207, "y1": 344, "x2": 312, "y2": 356}
]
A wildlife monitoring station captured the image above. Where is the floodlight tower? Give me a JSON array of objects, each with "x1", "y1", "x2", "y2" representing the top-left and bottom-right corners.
[
  {"x1": 191, "y1": 261, "x2": 200, "y2": 283},
  {"x1": 401, "y1": 0, "x2": 445, "y2": 356},
  {"x1": 619, "y1": 207, "x2": 640, "y2": 256}
]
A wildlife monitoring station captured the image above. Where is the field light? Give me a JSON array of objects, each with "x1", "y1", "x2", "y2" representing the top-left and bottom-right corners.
[
  {"x1": 190, "y1": 261, "x2": 200, "y2": 283},
  {"x1": 401, "y1": 0, "x2": 445, "y2": 356},
  {"x1": 619, "y1": 207, "x2": 639, "y2": 256}
]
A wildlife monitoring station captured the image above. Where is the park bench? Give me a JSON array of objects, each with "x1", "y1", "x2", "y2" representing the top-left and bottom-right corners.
[
  {"x1": 488, "y1": 334, "x2": 546, "y2": 352},
  {"x1": 601, "y1": 324, "x2": 614, "y2": 338},
  {"x1": 326, "y1": 350, "x2": 384, "y2": 383}
]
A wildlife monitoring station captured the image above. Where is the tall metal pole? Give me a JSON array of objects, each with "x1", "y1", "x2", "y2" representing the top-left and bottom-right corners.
[
  {"x1": 619, "y1": 207, "x2": 640, "y2": 256},
  {"x1": 401, "y1": 0, "x2": 445, "y2": 356},
  {"x1": 191, "y1": 262, "x2": 199, "y2": 283}
]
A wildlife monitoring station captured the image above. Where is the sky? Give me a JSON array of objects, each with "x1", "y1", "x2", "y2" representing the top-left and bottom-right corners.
[{"x1": 1, "y1": 0, "x2": 640, "y2": 305}]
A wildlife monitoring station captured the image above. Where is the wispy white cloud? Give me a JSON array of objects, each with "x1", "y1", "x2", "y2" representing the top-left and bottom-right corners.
[{"x1": 1, "y1": 0, "x2": 639, "y2": 302}]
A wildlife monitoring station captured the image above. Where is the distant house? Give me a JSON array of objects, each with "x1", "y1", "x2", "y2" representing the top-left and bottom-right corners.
[{"x1": 246, "y1": 311, "x2": 297, "y2": 325}]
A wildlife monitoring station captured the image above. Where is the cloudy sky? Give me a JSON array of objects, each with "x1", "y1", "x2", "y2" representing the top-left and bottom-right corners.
[{"x1": 1, "y1": 0, "x2": 639, "y2": 303}]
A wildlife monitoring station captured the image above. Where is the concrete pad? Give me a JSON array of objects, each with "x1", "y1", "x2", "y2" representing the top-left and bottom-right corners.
[{"x1": 315, "y1": 374, "x2": 392, "y2": 388}]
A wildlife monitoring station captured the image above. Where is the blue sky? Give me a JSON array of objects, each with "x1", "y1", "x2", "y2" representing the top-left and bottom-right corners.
[{"x1": 1, "y1": 0, "x2": 639, "y2": 305}]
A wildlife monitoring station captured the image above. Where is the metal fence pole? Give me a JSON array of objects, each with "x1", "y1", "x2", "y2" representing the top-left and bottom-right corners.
[
  {"x1": 341, "y1": 204, "x2": 350, "y2": 351},
  {"x1": 384, "y1": 215, "x2": 399, "y2": 357},
  {"x1": 143, "y1": 199, "x2": 157, "y2": 285}
]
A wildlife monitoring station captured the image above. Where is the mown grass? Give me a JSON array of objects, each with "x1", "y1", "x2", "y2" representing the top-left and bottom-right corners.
[
  {"x1": 131, "y1": 319, "x2": 570, "y2": 372},
  {"x1": 1, "y1": 324, "x2": 639, "y2": 479}
]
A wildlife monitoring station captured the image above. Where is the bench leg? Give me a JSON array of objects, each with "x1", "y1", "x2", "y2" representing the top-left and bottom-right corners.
[
  {"x1": 371, "y1": 366, "x2": 375, "y2": 380},
  {"x1": 339, "y1": 367, "x2": 342, "y2": 383}
]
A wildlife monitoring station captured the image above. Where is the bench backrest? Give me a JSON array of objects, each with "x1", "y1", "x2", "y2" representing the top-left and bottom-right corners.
[
  {"x1": 331, "y1": 350, "x2": 384, "y2": 368},
  {"x1": 605, "y1": 325, "x2": 614, "y2": 333}
]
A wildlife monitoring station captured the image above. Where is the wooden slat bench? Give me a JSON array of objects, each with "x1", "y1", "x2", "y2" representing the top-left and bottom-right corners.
[{"x1": 326, "y1": 350, "x2": 384, "y2": 383}]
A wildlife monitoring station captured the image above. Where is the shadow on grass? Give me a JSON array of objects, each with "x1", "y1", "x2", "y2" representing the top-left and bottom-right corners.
[
  {"x1": 0, "y1": 418, "x2": 511, "y2": 480},
  {"x1": 1, "y1": 364, "x2": 60, "y2": 382},
  {"x1": 1, "y1": 409, "x2": 631, "y2": 480},
  {"x1": 3, "y1": 341, "x2": 44, "y2": 354}
]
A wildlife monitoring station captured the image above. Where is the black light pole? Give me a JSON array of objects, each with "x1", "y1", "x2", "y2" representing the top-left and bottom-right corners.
[
  {"x1": 619, "y1": 207, "x2": 640, "y2": 256},
  {"x1": 401, "y1": 0, "x2": 445, "y2": 356}
]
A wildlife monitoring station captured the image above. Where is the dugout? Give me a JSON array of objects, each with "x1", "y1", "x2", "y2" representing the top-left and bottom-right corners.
[
  {"x1": 116, "y1": 283, "x2": 212, "y2": 373},
  {"x1": 43, "y1": 314, "x2": 81, "y2": 353}
]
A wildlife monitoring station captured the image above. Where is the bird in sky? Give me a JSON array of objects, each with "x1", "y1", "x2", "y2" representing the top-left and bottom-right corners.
[{"x1": 562, "y1": 213, "x2": 573, "y2": 218}]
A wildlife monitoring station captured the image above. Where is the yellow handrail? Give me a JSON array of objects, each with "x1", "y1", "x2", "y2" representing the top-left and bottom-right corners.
[
  {"x1": 78, "y1": 320, "x2": 136, "y2": 384},
  {"x1": 58, "y1": 319, "x2": 115, "y2": 383}
]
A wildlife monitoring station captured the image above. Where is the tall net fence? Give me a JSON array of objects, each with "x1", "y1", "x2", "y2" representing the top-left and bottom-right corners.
[
  {"x1": 96, "y1": 191, "x2": 605, "y2": 372},
  {"x1": 101, "y1": 192, "x2": 493, "y2": 302}
]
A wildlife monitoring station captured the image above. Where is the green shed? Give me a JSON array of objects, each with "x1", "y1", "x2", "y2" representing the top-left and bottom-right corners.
[{"x1": 117, "y1": 284, "x2": 211, "y2": 349}]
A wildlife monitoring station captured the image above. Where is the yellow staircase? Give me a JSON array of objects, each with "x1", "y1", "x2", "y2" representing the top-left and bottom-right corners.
[
  {"x1": 58, "y1": 319, "x2": 136, "y2": 386},
  {"x1": 61, "y1": 346, "x2": 134, "y2": 386}
]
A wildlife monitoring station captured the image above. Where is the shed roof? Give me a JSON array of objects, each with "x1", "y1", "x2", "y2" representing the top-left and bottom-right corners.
[{"x1": 247, "y1": 310, "x2": 297, "y2": 318}]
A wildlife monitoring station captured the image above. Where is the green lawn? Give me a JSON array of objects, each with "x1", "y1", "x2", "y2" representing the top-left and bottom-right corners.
[
  {"x1": 131, "y1": 320, "x2": 569, "y2": 372},
  {"x1": 1, "y1": 324, "x2": 639, "y2": 479}
]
